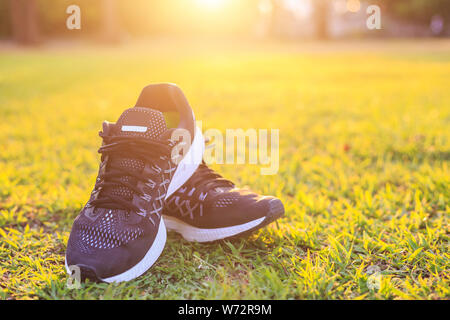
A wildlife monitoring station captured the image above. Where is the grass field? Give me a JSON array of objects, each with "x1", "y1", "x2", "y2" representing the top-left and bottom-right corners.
[{"x1": 0, "y1": 39, "x2": 449, "y2": 300}]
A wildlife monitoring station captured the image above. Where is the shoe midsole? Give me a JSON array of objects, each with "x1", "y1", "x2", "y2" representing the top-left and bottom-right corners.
[{"x1": 163, "y1": 215, "x2": 265, "y2": 242}]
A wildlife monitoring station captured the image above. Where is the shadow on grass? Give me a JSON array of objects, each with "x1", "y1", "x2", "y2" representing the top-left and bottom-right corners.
[{"x1": 35, "y1": 219, "x2": 295, "y2": 299}]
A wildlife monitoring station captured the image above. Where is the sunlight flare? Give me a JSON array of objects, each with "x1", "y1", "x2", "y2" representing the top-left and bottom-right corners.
[{"x1": 196, "y1": 0, "x2": 226, "y2": 10}]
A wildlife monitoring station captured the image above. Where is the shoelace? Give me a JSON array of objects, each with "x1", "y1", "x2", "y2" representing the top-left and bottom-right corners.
[
  {"x1": 89, "y1": 132, "x2": 174, "y2": 213},
  {"x1": 166, "y1": 163, "x2": 235, "y2": 219},
  {"x1": 184, "y1": 162, "x2": 234, "y2": 196}
]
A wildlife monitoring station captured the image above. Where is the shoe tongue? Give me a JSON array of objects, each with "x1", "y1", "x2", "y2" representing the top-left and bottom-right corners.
[
  {"x1": 101, "y1": 107, "x2": 168, "y2": 205},
  {"x1": 116, "y1": 107, "x2": 167, "y2": 140}
]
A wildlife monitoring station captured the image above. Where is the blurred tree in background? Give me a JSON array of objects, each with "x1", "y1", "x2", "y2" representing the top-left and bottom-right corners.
[
  {"x1": 0, "y1": 0, "x2": 11, "y2": 38},
  {"x1": 0, "y1": 0, "x2": 449, "y2": 44},
  {"x1": 313, "y1": 0, "x2": 330, "y2": 39},
  {"x1": 9, "y1": 0, "x2": 40, "y2": 44},
  {"x1": 385, "y1": 0, "x2": 450, "y2": 23},
  {"x1": 0, "y1": 0, "x2": 261, "y2": 42},
  {"x1": 310, "y1": 0, "x2": 450, "y2": 39}
]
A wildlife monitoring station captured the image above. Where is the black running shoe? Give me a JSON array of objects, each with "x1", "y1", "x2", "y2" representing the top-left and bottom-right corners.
[
  {"x1": 65, "y1": 84, "x2": 204, "y2": 282},
  {"x1": 163, "y1": 163, "x2": 284, "y2": 242}
]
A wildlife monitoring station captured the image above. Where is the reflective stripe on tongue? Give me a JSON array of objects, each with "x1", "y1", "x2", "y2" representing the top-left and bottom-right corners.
[
  {"x1": 214, "y1": 187, "x2": 234, "y2": 193},
  {"x1": 116, "y1": 107, "x2": 167, "y2": 139}
]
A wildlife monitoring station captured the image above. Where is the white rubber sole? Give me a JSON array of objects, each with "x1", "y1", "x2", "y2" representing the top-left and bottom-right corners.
[
  {"x1": 165, "y1": 127, "x2": 204, "y2": 199},
  {"x1": 163, "y1": 215, "x2": 266, "y2": 242},
  {"x1": 65, "y1": 218, "x2": 167, "y2": 283}
]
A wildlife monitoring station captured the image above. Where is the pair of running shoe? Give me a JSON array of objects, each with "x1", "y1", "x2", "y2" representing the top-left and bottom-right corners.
[{"x1": 65, "y1": 83, "x2": 284, "y2": 283}]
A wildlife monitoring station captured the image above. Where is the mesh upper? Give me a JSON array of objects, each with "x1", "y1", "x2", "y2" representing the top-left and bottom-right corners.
[
  {"x1": 74, "y1": 210, "x2": 144, "y2": 253},
  {"x1": 214, "y1": 194, "x2": 240, "y2": 208}
]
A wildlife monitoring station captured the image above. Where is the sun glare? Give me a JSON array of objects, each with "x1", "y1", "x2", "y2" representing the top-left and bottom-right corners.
[
  {"x1": 196, "y1": 0, "x2": 226, "y2": 10},
  {"x1": 346, "y1": 0, "x2": 361, "y2": 13}
]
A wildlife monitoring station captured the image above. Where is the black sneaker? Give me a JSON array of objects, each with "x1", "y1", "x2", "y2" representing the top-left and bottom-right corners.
[
  {"x1": 163, "y1": 163, "x2": 284, "y2": 242},
  {"x1": 65, "y1": 84, "x2": 204, "y2": 282}
]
